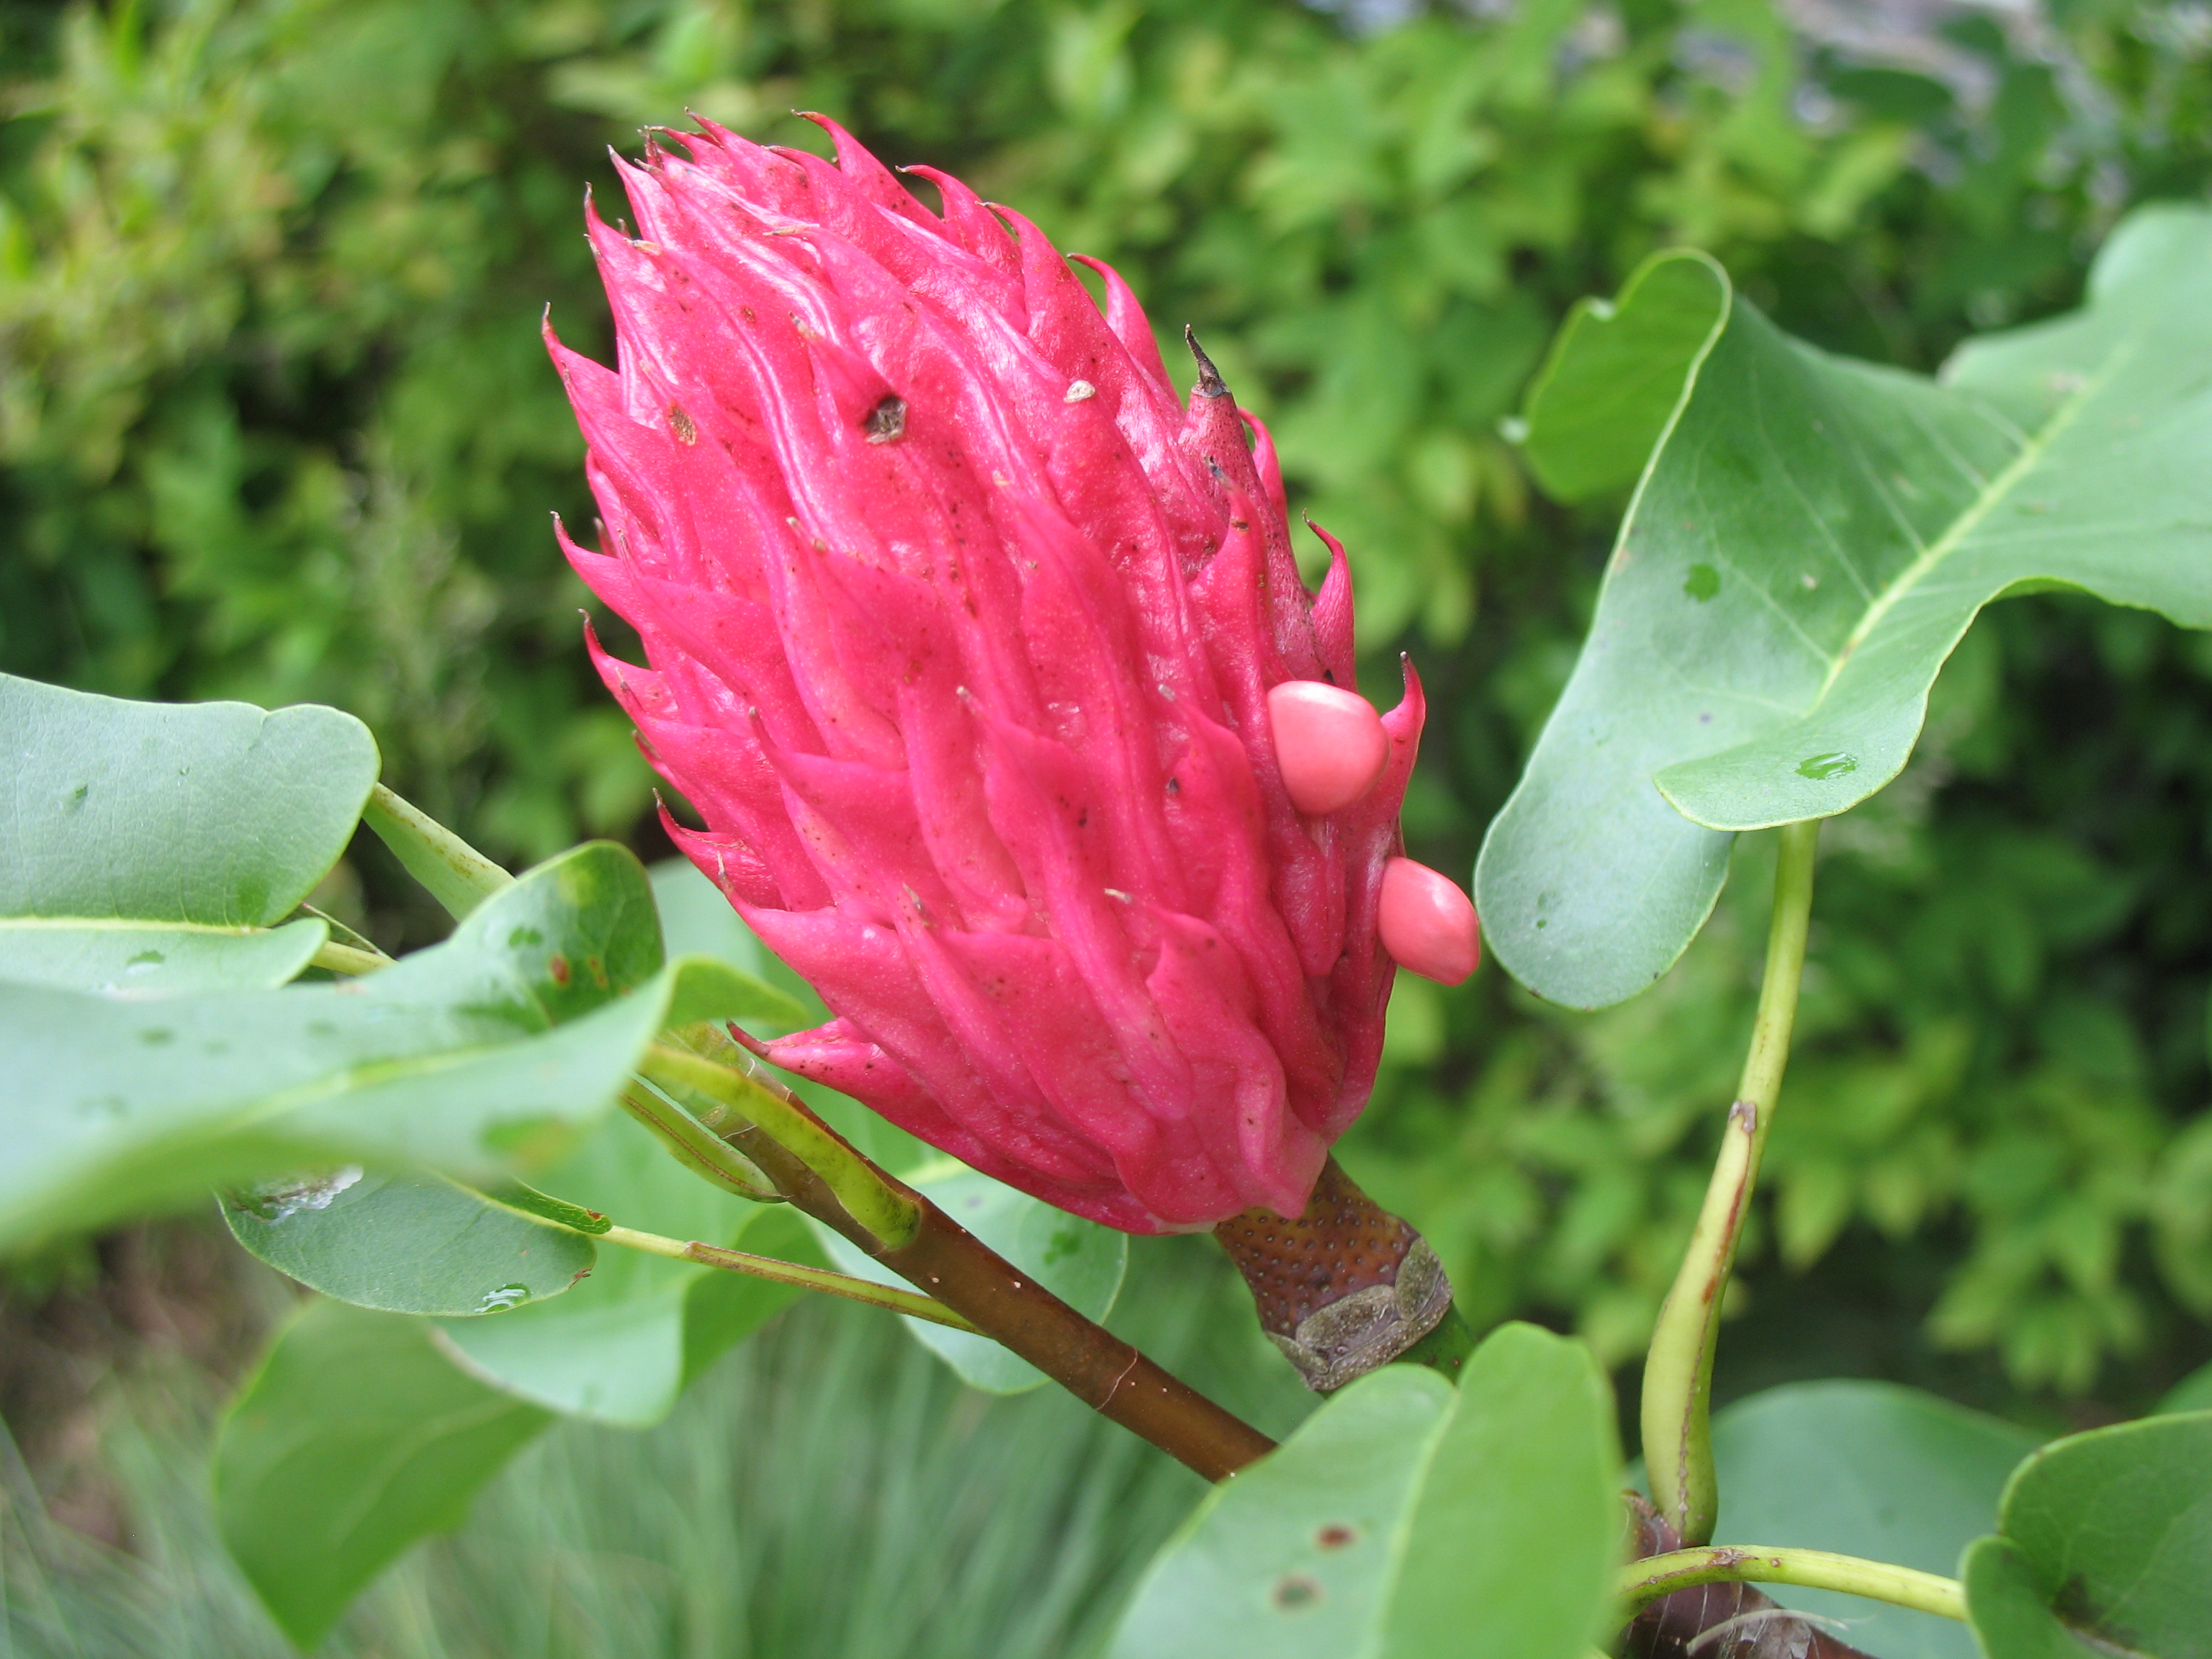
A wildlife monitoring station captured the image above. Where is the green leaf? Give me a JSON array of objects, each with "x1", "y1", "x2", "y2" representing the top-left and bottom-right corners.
[
  {"x1": 1706, "y1": 1381, "x2": 2043, "y2": 1659},
  {"x1": 809, "y1": 1161, "x2": 1128, "y2": 1395},
  {"x1": 0, "y1": 673, "x2": 379, "y2": 927},
  {"x1": 2158, "y1": 1362, "x2": 2212, "y2": 1416},
  {"x1": 1961, "y1": 1537, "x2": 2103, "y2": 1659},
  {"x1": 1110, "y1": 1365, "x2": 1455, "y2": 1658},
  {"x1": 1965, "y1": 1411, "x2": 2212, "y2": 1659},
  {"x1": 432, "y1": 1112, "x2": 814, "y2": 1426},
  {"x1": 0, "y1": 917, "x2": 330, "y2": 993},
  {"x1": 0, "y1": 675, "x2": 378, "y2": 992},
  {"x1": 214, "y1": 1298, "x2": 552, "y2": 1649},
  {"x1": 1516, "y1": 251, "x2": 1730, "y2": 503},
  {"x1": 1478, "y1": 207, "x2": 2212, "y2": 1007},
  {"x1": 1107, "y1": 1322, "x2": 1619, "y2": 1659},
  {"x1": 220, "y1": 1170, "x2": 598, "y2": 1317},
  {"x1": 0, "y1": 842, "x2": 771, "y2": 1250}
]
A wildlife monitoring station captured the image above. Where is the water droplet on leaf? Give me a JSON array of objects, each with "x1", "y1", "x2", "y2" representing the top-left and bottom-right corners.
[
  {"x1": 1683, "y1": 563, "x2": 1720, "y2": 601},
  {"x1": 477, "y1": 1283, "x2": 533, "y2": 1313},
  {"x1": 1796, "y1": 752, "x2": 1858, "y2": 780}
]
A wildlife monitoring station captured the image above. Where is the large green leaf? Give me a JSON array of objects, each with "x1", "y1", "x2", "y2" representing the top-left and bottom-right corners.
[
  {"x1": 811, "y1": 1160, "x2": 1128, "y2": 1395},
  {"x1": 1706, "y1": 1381, "x2": 2043, "y2": 1659},
  {"x1": 0, "y1": 674, "x2": 379, "y2": 992},
  {"x1": 1964, "y1": 1411, "x2": 2212, "y2": 1659},
  {"x1": 220, "y1": 1171, "x2": 599, "y2": 1317},
  {"x1": 0, "y1": 842, "x2": 781, "y2": 1249},
  {"x1": 1106, "y1": 1322, "x2": 1619, "y2": 1659},
  {"x1": 1478, "y1": 207, "x2": 2212, "y2": 1007},
  {"x1": 214, "y1": 1299, "x2": 552, "y2": 1648}
]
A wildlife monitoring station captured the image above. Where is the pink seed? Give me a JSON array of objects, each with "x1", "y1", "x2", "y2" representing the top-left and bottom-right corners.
[
  {"x1": 1267, "y1": 681, "x2": 1390, "y2": 815},
  {"x1": 1378, "y1": 858, "x2": 1480, "y2": 986}
]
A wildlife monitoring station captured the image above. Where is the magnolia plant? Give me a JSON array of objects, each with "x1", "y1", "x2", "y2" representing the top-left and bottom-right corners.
[{"x1": 3, "y1": 120, "x2": 2208, "y2": 1659}]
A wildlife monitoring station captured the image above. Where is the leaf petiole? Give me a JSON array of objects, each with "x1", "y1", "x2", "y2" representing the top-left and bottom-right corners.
[
  {"x1": 1619, "y1": 1545, "x2": 1964, "y2": 1623},
  {"x1": 593, "y1": 1221, "x2": 980, "y2": 1331},
  {"x1": 1642, "y1": 818, "x2": 1820, "y2": 1546}
]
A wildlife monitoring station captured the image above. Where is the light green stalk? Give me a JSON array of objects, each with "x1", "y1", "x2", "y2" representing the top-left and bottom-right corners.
[
  {"x1": 1619, "y1": 1545, "x2": 1964, "y2": 1622},
  {"x1": 1641, "y1": 819, "x2": 1820, "y2": 1546},
  {"x1": 598, "y1": 1223, "x2": 977, "y2": 1330}
]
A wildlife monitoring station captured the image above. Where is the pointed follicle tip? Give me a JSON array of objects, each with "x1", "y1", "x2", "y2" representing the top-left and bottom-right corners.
[{"x1": 1184, "y1": 326, "x2": 1228, "y2": 400}]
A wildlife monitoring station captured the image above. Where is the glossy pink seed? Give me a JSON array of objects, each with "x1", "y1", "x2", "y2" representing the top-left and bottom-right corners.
[
  {"x1": 1378, "y1": 858, "x2": 1480, "y2": 986},
  {"x1": 1267, "y1": 681, "x2": 1390, "y2": 816}
]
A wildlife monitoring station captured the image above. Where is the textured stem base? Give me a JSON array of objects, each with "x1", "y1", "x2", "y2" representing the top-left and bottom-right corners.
[
  {"x1": 1622, "y1": 1495, "x2": 1881, "y2": 1659},
  {"x1": 1213, "y1": 1159, "x2": 1453, "y2": 1390}
]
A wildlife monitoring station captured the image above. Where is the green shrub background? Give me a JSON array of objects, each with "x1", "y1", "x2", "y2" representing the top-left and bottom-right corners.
[{"x1": 4, "y1": 0, "x2": 2211, "y2": 1413}]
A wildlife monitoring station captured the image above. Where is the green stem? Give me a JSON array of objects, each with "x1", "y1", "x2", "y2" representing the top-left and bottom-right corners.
[
  {"x1": 596, "y1": 1223, "x2": 978, "y2": 1331},
  {"x1": 640, "y1": 1042, "x2": 922, "y2": 1249},
  {"x1": 1619, "y1": 1546, "x2": 1964, "y2": 1623},
  {"x1": 1641, "y1": 818, "x2": 1820, "y2": 1547},
  {"x1": 361, "y1": 783, "x2": 512, "y2": 919}
]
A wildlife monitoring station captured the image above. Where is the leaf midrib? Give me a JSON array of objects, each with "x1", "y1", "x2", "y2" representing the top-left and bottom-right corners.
[{"x1": 1809, "y1": 340, "x2": 2131, "y2": 706}]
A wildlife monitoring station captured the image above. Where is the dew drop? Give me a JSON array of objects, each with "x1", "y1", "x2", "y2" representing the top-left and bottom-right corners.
[
  {"x1": 1796, "y1": 752, "x2": 1858, "y2": 781},
  {"x1": 478, "y1": 1283, "x2": 533, "y2": 1313},
  {"x1": 125, "y1": 950, "x2": 165, "y2": 974}
]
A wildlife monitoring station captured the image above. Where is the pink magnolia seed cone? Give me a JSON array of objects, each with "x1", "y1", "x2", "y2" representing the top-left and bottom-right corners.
[{"x1": 551, "y1": 115, "x2": 1436, "y2": 1233}]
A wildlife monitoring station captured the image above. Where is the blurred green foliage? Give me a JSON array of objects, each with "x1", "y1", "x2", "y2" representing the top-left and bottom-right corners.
[{"x1": 4, "y1": 0, "x2": 2211, "y2": 1411}]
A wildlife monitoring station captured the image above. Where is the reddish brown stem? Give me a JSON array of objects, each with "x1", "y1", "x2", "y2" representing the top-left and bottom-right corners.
[
  {"x1": 1621, "y1": 1493, "x2": 1883, "y2": 1659},
  {"x1": 881, "y1": 1201, "x2": 1277, "y2": 1480},
  {"x1": 721, "y1": 1099, "x2": 1277, "y2": 1483}
]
